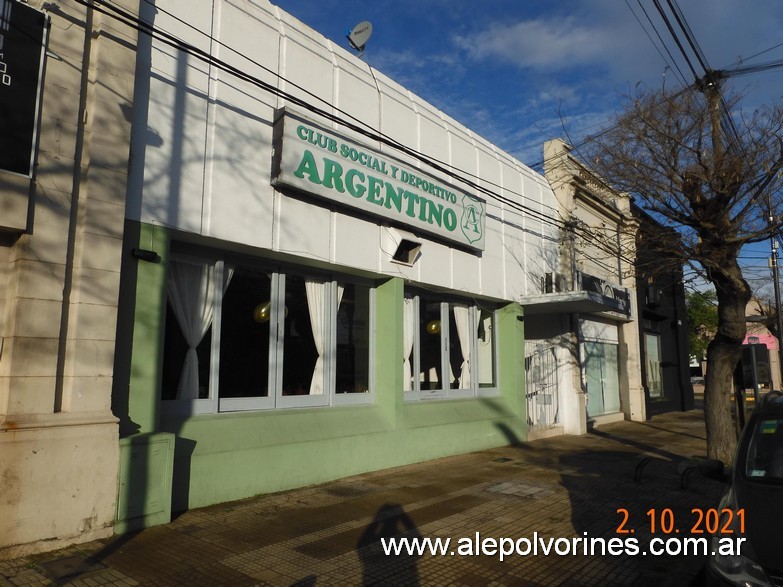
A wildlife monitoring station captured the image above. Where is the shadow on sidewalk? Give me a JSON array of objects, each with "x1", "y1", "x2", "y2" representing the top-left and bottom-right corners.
[
  {"x1": 356, "y1": 503, "x2": 421, "y2": 586},
  {"x1": 587, "y1": 427, "x2": 699, "y2": 462},
  {"x1": 554, "y1": 444, "x2": 724, "y2": 586}
]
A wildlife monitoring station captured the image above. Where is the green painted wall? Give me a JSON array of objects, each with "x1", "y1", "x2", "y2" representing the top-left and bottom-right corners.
[
  {"x1": 118, "y1": 221, "x2": 527, "y2": 515},
  {"x1": 120, "y1": 222, "x2": 169, "y2": 436}
]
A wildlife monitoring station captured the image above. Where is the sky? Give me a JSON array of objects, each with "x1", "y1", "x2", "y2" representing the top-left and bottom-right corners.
[
  {"x1": 273, "y1": 0, "x2": 783, "y2": 294},
  {"x1": 272, "y1": 0, "x2": 783, "y2": 165}
]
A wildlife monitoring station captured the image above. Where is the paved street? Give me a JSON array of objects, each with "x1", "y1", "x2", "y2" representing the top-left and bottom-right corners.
[{"x1": 0, "y1": 410, "x2": 726, "y2": 586}]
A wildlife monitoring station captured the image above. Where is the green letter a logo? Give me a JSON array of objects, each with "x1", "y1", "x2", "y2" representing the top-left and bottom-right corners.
[{"x1": 460, "y1": 195, "x2": 484, "y2": 244}]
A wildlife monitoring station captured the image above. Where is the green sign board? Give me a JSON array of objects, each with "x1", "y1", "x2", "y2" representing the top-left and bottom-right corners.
[{"x1": 272, "y1": 110, "x2": 486, "y2": 251}]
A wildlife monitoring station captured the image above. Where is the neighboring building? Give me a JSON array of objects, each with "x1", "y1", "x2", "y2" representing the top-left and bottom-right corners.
[
  {"x1": 521, "y1": 139, "x2": 644, "y2": 438},
  {"x1": 743, "y1": 298, "x2": 782, "y2": 392},
  {"x1": 634, "y1": 206, "x2": 693, "y2": 416},
  {"x1": 0, "y1": 0, "x2": 139, "y2": 556}
]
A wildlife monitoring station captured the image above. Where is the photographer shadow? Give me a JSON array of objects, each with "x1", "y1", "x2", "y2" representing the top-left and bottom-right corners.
[{"x1": 357, "y1": 503, "x2": 421, "y2": 586}]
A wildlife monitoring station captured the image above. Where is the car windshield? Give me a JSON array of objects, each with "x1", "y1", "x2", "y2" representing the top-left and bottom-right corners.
[{"x1": 745, "y1": 417, "x2": 783, "y2": 481}]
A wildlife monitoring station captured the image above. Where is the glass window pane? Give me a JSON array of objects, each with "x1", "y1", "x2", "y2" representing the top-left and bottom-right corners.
[
  {"x1": 282, "y1": 275, "x2": 320, "y2": 396},
  {"x1": 746, "y1": 418, "x2": 783, "y2": 481},
  {"x1": 645, "y1": 333, "x2": 663, "y2": 398},
  {"x1": 336, "y1": 282, "x2": 370, "y2": 393},
  {"x1": 218, "y1": 268, "x2": 271, "y2": 398},
  {"x1": 419, "y1": 296, "x2": 442, "y2": 390},
  {"x1": 477, "y1": 309, "x2": 496, "y2": 388}
]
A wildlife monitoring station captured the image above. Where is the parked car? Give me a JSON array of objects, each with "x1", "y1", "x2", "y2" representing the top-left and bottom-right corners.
[{"x1": 707, "y1": 391, "x2": 783, "y2": 586}]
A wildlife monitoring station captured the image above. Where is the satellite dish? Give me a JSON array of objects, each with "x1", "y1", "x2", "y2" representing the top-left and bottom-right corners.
[{"x1": 346, "y1": 21, "x2": 373, "y2": 58}]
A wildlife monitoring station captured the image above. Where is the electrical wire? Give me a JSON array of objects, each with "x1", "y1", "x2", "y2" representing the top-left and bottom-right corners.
[
  {"x1": 627, "y1": 0, "x2": 688, "y2": 87},
  {"x1": 727, "y1": 59, "x2": 783, "y2": 77},
  {"x1": 77, "y1": 0, "x2": 573, "y2": 230},
  {"x1": 138, "y1": 0, "x2": 566, "y2": 211},
  {"x1": 125, "y1": 0, "x2": 697, "y2": 256},
  {"x1": 666, "y1": 0, "x2": 710, "y2": 75},
  {"x1": 741, "y1": 41, "x2": 783, "y2": 64},
  {"x1": 70, "y1": 0, "x2": 643, "y2": 268},
  {"x1": 651, "y1": 0, "x2": 699, "y2": 81}
]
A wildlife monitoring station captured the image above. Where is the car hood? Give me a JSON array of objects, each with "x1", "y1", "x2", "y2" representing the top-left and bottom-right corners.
[{"x1": 734, "y1": 479, "x2": 783, "y2": 569}]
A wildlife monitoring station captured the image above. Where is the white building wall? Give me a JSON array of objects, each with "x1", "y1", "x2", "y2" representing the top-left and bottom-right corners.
[{"x1": 127, "y1": 0, "x2": 560, "y2": 302}]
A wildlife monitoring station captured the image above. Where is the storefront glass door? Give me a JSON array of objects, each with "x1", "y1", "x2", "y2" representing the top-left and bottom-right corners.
[{"x1": 584, "y1": 342, "x2": 620, "y2": 417}]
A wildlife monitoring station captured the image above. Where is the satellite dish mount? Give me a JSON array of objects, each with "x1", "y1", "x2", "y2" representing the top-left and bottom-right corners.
[{"x1": 346, "y1": 21, "x2": 373, "y2": 58}]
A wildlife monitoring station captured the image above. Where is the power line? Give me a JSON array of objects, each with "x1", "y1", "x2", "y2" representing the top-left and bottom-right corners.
[
  {"x1": 734, "y1": 41, "x2": 783, "y2": 66},
  {"x1": 666, "y1": 0, "x2": 710, "y2": 74},
  {"x1": 72, "y1": 0, "x2": 639, "y2": 268},
  {"x1": 651, "y1": 0, "x2": 699, "y2": 81},
  {"x1": 726, "y1": 59, "x2": 783, "y2": 77},
  {"x1": 123, "y1": 0, "x2": 581, "y2": 221},
  {"x1": 625, "y1": 0, "x2": 688, "y2": 87}
]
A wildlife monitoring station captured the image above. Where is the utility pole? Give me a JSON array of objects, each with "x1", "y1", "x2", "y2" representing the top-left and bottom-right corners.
[
  {"x1": 770, "y1": 217, "x2": 783, "y2": 389},
  {"x1": 699, "y1": 71, "x2": 725, "y2": 160}
]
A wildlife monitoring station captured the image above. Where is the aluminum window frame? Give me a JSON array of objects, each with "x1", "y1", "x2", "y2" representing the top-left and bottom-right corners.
[
  {"x1": 160, "y1": 252, "x2": 376, "y2": 415},
  {"x1": 404, "y1": 290, "x2": 499, "y2": 402}
]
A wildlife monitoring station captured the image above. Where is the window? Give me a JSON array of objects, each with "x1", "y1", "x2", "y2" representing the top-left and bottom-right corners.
[
  {"x1": 644, "y1": 333, "x2": 664, "y2": 399},
  {"x1": 745, "y1": 418, "x2": 783, "y2": 481},
  {"x1": 161, "y1": 253, "x2": 374, "y2": 413},
  {"x1": 403, "y1": 289, "x2": 497, "y2": 400},
  {"x1": 336, "y1": 282, "x2": 371, "y2": 394}
]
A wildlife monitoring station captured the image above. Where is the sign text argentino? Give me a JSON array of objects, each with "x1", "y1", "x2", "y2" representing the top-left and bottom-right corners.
[{"x1": 272, "y1": 110, "x2": 486, "y2": 251}]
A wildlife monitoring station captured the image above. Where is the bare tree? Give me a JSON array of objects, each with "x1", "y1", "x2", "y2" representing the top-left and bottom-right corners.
[
  {"x1": 579, "y1": 84, "x2": 783, "y2": 464},
  {"x1": 750, "y1": 297, "x2": 778, "y2": 341}
]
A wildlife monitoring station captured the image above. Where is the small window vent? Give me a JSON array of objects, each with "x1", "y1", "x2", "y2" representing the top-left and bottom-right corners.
[
  {"x1": 383, "y1": 227, "x2": 422, "y2": 267},
  {"x1": 392, "y1": 239, "x2": 422, "y2": 266}
]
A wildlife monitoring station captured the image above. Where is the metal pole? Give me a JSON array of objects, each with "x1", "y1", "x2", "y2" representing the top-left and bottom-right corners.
[
  {"x1": 750, "y1": 345, "x2": 759, "y2": 404},
  {"x1": 771, "y1": 241, "x2": 783, "y2": 389}
]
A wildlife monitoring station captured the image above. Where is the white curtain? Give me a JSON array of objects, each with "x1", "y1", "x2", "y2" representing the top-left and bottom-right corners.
[
  {"x1": 167, "y1": 260, "x2": 217, "y2": 400},
  {"x1": 305, "y1": 280, "x2": 341, "y2": 395},
  {"x1": 453, "y1": 304, "x2": 474, "y2": 389},
  {"x1": 403, "y1": 297, "x2": 415, "y2": 391}
]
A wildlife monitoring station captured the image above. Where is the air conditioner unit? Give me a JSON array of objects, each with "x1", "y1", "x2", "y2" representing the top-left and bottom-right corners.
[
  {"x1": 544, "y1": 272, "x2": 569, "y2": 293},
  {"x1": 646, "y1": 285, "x2": 663, "y2": 306}
]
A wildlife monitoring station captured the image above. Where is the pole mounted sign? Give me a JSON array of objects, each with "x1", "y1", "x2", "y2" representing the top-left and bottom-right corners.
[
  {"x1": 272, "y1": 109, "x2": 486, "y2": 251},
  {"x1": 0, "y1": 0, "x2": 48, "y2": 177}
]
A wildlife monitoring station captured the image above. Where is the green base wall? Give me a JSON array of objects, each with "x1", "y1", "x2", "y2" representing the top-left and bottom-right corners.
[{"x1": 114, "y1": 221, "x2": 526, "y2": 518}]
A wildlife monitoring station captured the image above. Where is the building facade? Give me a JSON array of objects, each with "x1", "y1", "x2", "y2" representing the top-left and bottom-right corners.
[
  {"x1": 743, "y1": 298, "x2": 782, "y2": 393},
  {"x1": 522, "y1": 139, "x2": 644, "y2": 437},
  {"x1": 111, "y1": 1, "x2": 566, "y2": 532},
  {"x1": 634, "y1": 206, "x2": 693, "y2": 416},
  {"x1": 0, "y1": 0, "x2": 139, "y2": 557},
  {"x1": 1, "y1": 0, "x2": 665, "y2": 555}
]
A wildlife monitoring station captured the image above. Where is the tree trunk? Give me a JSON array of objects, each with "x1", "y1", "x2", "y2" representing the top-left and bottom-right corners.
[
  {"x1": 703, "y1": 260, "x2": 751, "y2": 465},
  {"x1": 704, "y1": 339, "x2": 741, "y2": 464}
]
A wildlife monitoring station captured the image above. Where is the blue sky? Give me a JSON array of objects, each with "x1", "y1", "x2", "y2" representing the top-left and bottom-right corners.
[
  {"x1": 274, "y1": 0, "x2": 783, "y2": 166},
  {"x1": 273, "y1": 0, "x2": 783, "y2": 293}
]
